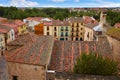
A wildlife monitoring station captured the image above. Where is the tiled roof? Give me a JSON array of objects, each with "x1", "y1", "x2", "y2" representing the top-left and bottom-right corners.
[
  {"x1": 26, "y1": 17, "x2": 43, "y2": 22},
  {"x1": 0, "y1": 56, "x2": 8, "y2": 80},
  {"x1": 49, "y1": 36, "x2": 112, "y2": 72},
  {"x1": 83, "y1": 16, "x2": 98, "y2": 24},
  {"x1": 107, "y1": 28, "x2": 120, "y2": 40},
  {"x1": 85, "y1": 23, "x2": 98, "y2": 29},
  {"x1": 69, "y1": 17, "x2": 84, "y2": 23},
  {"x1": 0, "y1": 23, "x2": 18, "y2": 33},
  {"x1": 0, "y1": 17, "x2": 7, "y2": 21},
  {"x1": 14, "y1": 20, "x2": 25, "y2": 26},
  {"x1": 0, "y1": 25, "x2": 12, "y2": 33},
  {"x1": 4, "y1": 33, "x2": 54, "y2": 66},
  {"x1": 114, "y1": 23, "x2": 120, "y2": 28}
]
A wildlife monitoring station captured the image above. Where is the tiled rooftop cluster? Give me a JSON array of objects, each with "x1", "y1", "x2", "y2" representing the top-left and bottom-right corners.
[
  {"x1": 5, "y1": 33, "x2": 54, "y2": 66},
  {"x1": 0, "y1": 20, "x2": 25, "y2": 33},
  {"x1": 49, "y1": 36, "x2": 112, "y2": 72}
]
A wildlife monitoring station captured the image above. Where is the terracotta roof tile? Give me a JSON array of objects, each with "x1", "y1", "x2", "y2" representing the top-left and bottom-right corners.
[
  {"x1": 0, "y1": 23, "x2": 18, "y2": 33},
  {"x1": 4, "y1": 33, "x2": 54, "y2": 66},
  {"x1": 69, "y1": 17, "x2": 84, "y2": 23},
  {"x1": 85, "y1": 23, "x2": 98, "y2": 29},
  {"x1": 48, "y1": 36, "x2": 113, "y2": 72},
  {"x1": 83, "y1": 16, "x2": 98, "y2": 24},
  {"x1": 14, "y1": 20, "x2": 25, "y2": 26},
  {"x1": 114, "y1": 23, "x2": 120, "y2": 28},
  {"x1": 0, "y1": 25, "x2": 12, "y2": 33},
  {"x1": 26, "y1": 17, "x2": 43, "y2": 22}
]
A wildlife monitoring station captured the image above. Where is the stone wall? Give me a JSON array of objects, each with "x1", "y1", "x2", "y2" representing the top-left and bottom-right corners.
[
  {"x1": 107, "y1": 36, "x2": 120, "y2": 60},
  {"x1": 7, "y1": 62, "x2": 46, "y2": 80},
  {"x1": 55, "y1": 72, "x2": 120, "y2": 80}
]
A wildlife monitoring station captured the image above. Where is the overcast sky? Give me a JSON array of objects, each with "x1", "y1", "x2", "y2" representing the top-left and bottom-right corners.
[{"x1": 0, "y1": 0, "x2": 120, "y2": 7}]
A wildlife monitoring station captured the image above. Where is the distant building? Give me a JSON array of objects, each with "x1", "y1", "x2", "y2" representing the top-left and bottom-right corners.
[
  {"x1": 34, "y1": 23, "x2": 44, "y2": 35},
  {"x1": 58, "y1": 21, "x2": 71, "y2": 40},
  {"x1": 14, "y1": 20, "x2": 27, "y2": 35},
  {"x1": 23, "y1": 17, "x2": 43, "y2": 31},
  {"x1": 0, "y1": 25, "x2": 15, "y2": 50},
  {"x1": 0, "y1": 20, "x2": 27, "y2": 37},
  {"x1": 0, "y1": 22, "x2": 19, "y2": 38},
  {"x1": 69, "y1": 17, "x2": 85, "y2": 41},
  {"x1": 0, "y1": 34, "x2": 5, "y2": 50},
  {"x1": 4, "y1": 33, "x2": 54, "y2": 80},
  {"x1": 93, "y1": 11, "x2": 107, "y2": 35},
  {"x1": 84, "y1": 23, "x2": 98, "y2": 41},
  {"x1": 44, "y1": 19, "x2": 59, "y2": 40}
]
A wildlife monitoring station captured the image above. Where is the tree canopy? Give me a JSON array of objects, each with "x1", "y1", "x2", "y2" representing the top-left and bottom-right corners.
[
  {"x1": 74, "y1": 52, "x2": 119, "y2": 76},
  {"x1": 0, "y1": 7, "x2": 119, "y2": 26},
  {"x1": 106, "y1": 10, "x2": 120, "y2": 26},
  {"x1": 0, "y1": 7, "x2": 100, "y2": 21}
]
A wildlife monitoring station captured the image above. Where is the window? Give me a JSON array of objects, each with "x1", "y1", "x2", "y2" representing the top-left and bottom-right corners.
[
  {"x1": 76, "y1": 38, "x2": 79, "y2": 40},
  {"x1": 81, "y1": 23, "x2": 83, "y2": 25},
  {"x1": 72, "y1": 28, "x2": 74, "y2": 32},
  {"x1": 65, "y1": 32, "x2": 68, "y2": 36},
  {"x1": 66, "y1": 38, "x2": 68, "y2": 40},
  {"x1": 81, "y1": 33, "x2": 83, "y2": 35},
  {"x1": 54, "y1": 32, "x2": 57, "y2": 36},
  {"x1": 60, "y1": 38, "x2": 64, "y2": 40},
  {"x1": 0, "y1": 38, "x2": 3, "y2": 42},
  {"x1": 61, "y1": 32, "x2": 63, "y2": 36},
  {"x1": 47, "y1": 32, "x2": 49, "y2": 35},
  {"x1": 76, "y1": 28, "x2": 79, "y2": 31},
  {"x1": 87, "y1": 32, "x2": 89, "y2": 38},
  {"x1": 81, "y1": 28, "x2": 83, "y2": 30},
  {"x1": 13, "y1": 76, "x2": 18, "y2": 80},
  {"x1": 66, "y1": 27, "x2": 68, "y2": 31},
  {"x1": 54, "y1": 27, "x2": 57, "y2": 31},
  {"x1": 72, "y1": 23, "x2": 74, "y2": 27},
  {"x1": 61, "y1": 27, "x2": 63, "y2": 31},
  {"x1": 47, "y1": 27, "x2": 49, "y2": 30},
  {"x1": 12, "y1": 32, "x2": 14, "y2": 36},
  {"x1": 76, "y1": 23, "x2": 79, "y2": 27},
  {"x1": 80, "y1": 38, "x2": 83, "y2": 41},
  {"x1": 76, "y1": 33, "x2": 78, "y2": 36}
]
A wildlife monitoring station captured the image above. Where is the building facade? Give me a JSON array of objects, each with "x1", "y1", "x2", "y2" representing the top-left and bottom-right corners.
[
  {"x1": 0, "y1": 34, "x2": 5, "y2": 50},
  {"x1": 58, "y1": 21, "x2": 71, "y2": 40},
  {"x1": 43, "y1": 20, "x2": 59, "y2": 40},
  {"x1": 69, "y1": 17, "x2": 85, "y2": 41},
  {"x1": 84, "y1": 23, "x2": 97, "y2": 41},
  {"x1": 34, "y1": 23, "x2": 44, "y2": 35},
  {"x1": 14, "y1": 20, "x2": 27, "y2": 35},
  {"x1": 0, "y1": 25, "x2": 15, "y2": 50},
  {"x1": 7, "y1": 62, "x2": 46, "y2": 80}
]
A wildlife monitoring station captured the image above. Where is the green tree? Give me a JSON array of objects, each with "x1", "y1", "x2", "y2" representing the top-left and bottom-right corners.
[{"x1": 74, "y1": 52, "x2": 119, "y2": 76}]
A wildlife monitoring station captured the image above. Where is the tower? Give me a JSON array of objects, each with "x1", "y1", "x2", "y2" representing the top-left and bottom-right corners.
[
  {"x1": 100, "y1": 11, "x2": 107, "y2": 26},
  {"x1": 100, "y1": 11, "x2": 107, "y2": 35}
]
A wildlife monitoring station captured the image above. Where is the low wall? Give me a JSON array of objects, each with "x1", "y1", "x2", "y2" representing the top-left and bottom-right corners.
[{"x1": 55, "y1": 72, "x2": 120, "y2": 80}]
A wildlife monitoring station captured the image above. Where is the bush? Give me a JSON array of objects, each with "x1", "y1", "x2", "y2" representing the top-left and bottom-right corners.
[{"x1": 73, "y1": 52, "x2": 119, "y2": 76}]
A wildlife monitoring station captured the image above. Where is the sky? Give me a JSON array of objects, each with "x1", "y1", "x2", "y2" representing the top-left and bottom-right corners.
[{"x1": 0, "y1": 0, "x2": 120, "y2": 7}]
